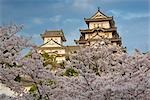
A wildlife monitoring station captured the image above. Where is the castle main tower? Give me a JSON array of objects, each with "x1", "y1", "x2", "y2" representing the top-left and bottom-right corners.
[{"x1": 75, "y1": 8, "x2": 122, "y2": 46}]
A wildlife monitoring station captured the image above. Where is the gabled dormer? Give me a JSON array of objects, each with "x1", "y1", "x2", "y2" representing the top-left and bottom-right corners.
[
  {"x1": 90, "y1": 8, "x2": 108, "y2": 19},
  {"x1": 84, "y1": 9, "x2": 115, "y2": 29},
  {"x1": 41, "y1": 30, "x2": 66, "y2": 47}
]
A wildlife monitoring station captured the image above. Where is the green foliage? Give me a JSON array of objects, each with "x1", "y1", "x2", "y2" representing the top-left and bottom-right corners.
[
  {"x1": 14, "y1": 74, "x2": 21, "y2": 82},
  {"x1": 47, "y1": 79, "x2": 56, "y2": 86},
  {"x1": 28, "y1": 79, "x2": 55, "y2": 99},
  {"x1": 29, "y1": 84, "x2": 37, "y2": 93},
  {"x1": 24, "y1": 51, "x2": 32, "y2": 58},
  {"x1": 65, "y1": 55, "x2": 70, "y2": 61},
  {"x1": 64, "y1": 68, "x2": 78, "y2": 77},
  {"x1": 37, "y1": 79, "x2": 55, "y2": 86},
  {"x1": 59, "y1": 61, "x2": 65, "y2": 68},
  {"x1": 2, "y1": 61, "x2": 21, "y2": 68},
  {"x1": 41, "y1": 52, "x2": 58, "y2": 70}
]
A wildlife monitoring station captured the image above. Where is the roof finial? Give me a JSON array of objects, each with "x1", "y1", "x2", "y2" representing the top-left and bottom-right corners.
[{"x1": 98, "y1": 7, "x2": 100, "y2": 11}]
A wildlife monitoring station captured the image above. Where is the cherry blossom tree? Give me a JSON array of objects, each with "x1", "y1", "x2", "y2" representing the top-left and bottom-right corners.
[
  {"x1": 0, "y1": 25, "x2": 150, "y2": 100},
  {"x1": 0, "y1": 25, "x2": 31, "y2": 94},
  {"x1": 60, "y1": 42, "x2": 150, "y2": 100},
  {"x1": 0, "y1": 25, "x2": 56, "y2": 100}
]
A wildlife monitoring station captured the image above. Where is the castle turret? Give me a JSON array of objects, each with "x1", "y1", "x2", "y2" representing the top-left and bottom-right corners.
[{"x1": 39, "y1": 30, "x2": 66, "y2": 63}]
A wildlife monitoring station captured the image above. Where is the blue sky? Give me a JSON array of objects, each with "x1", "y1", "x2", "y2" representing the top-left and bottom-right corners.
[{"x1": 0, "y1": 0, "x2": 150, "y2": 53}]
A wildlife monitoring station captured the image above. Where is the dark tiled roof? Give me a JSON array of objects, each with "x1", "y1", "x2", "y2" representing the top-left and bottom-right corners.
[
  {"x1": 75, "y1": 38, "x2": 121, "y2": 45},
  {"x1": 74, "y1": 40, "x2": 87, "y2": 44},
  {"x1": 41, "y1": 30, "x2": 66, "y2": 41},
  {"x1": 84, "y1": 17, "x2": 113, "y2": 22},
  {"x1": 65, "y1": 45, "x2": 80, "y2": 54},
  {"x1": 80, "y1": 27, "x2": 117, "y2": 33},
  {"x1": 39, "y1": 47, "x2": 65, "y2": 50},
  {"x1": 65, "y1": 45, "x2": 80, "y2": 50}
]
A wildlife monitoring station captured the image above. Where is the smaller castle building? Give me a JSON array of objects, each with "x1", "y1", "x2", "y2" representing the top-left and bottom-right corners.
[
  {"x1": 39, "y1": 9, "x2": 122, "y2": 63},
  {"x1": 39, "y1": 30, "x2": 67, "y2": 63}
]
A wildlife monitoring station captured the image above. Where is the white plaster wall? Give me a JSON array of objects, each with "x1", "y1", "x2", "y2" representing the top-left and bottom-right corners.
[
  {"x1": 51, "y1": 49, "x2": 65, "y2": 54},
  {"x1": 56, "y1": 56, "x2": 66, "y2": 63},
  {"x1": 44, "y1": 49, "x2": 65, "y2": 55},
  {"x1": 85, "y1": 34, "x2": 92, "y2": 40},
  {"x1": 57, "y1": 49, "x2": 65, "y2": 54},
  {"x1": 106, "y1": 32, "x2": 113, "y2": 38},
  {"x1": 89, "y1": 21, "x2": 110, "y2": 29},
  {"x1": 113, "y1": 42, "x2": 117, "y2": 46}
]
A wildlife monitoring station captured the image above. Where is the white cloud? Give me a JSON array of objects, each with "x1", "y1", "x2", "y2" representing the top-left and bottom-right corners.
[
  {"x1": 109, "y1": 10, "x2": 121, "y2": 17},
  {"x1": 63, "y1": 18, "x2": 81, "y2": 24},
  {"x1": 100, "y1": 0, "x2": 144, "y2": 3},
  {"x1": 109, "y1": 10, "x2": 150, "y2": 20},
  {"x1": 49, "y1": 15, "x2": 61, "y2": 23},
  {"x1": 33, "y1": 15, "x2": 62, "y2": 24},
  {"x1": 72, "y1": 0, "x2": 94, "y2": 10},
  {"x1": 33, "y1": 18, "x2": 44, "y2": 24},
  {"x1": 124, "y1": 13, "x2": 150, "y2": 20},
  {"x1": 31, "y1": 34, "x2": 40, "y2": 39}
]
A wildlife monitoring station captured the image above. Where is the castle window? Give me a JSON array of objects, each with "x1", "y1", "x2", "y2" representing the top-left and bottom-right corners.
[
  {"x1": 54, "y1": 50, "x2": 58, "y2": 53},
  {"x1": 94, "y1": 24, "x2": 95, "y2": 28},
  {"x1": 74, "y1": 51, "x2": 77, "y2": 53},
  {"x1": 88, "y1": 34, "x2": 90, "y2": 38},
  {"x1": 101, "y1": 23, "x2": 103, "y2": 27}
]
